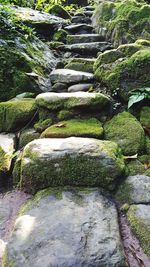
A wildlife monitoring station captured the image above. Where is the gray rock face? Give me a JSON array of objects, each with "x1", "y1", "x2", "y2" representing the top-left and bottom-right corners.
[
  {"x1": 3, "y1": 189, "x2": 125, "y2": 267},
  {"x1": 116, "y1": 175, "x2": 150, "y2": 204},
  {"x1": 68, "y1": 83, "x2": 93, "y2": 92},
  {"x1": 18, "y1": 137, "x2": 125, "y2": 194},
  {"x1": 50, "y1": 69, "x2": 94, "y2": 84},
  {"x1": 59, "y1": 42, "x2": 112, "y2": 56},
  {"x1": 0, "y1": 134, "x2": 15, "y2": 182},
  {"x1": 36, "y1": 92, "x2": 110, "y2": 111},
  {"x1": 71, "y1": 15, "x2": 91, "y2": 24},
  {"x1": 67, "y1": 34, "x2": 105, "y2": 44}
]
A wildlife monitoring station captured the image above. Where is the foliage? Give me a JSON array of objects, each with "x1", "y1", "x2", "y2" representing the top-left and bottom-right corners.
[{"x1": 128, "y1": 88, "x2": 150, "y2": 108}]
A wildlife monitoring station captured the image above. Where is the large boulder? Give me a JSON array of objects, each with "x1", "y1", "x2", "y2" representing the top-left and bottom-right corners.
[
  {"x1": 17, "y1": 137, "x2": 125, "y2": 194},
  {"x1": 104, "y1": 112, "x2": 145, "y2": 155},
  {"x1": 2, "y1": 188, "x2": 126, "y2": 267},
  {"x1": 127, "y1": 204, "x2": 150, "y2": 258},
  {"x1": 0, "y1": 100, "x2": 36, "y2": 132},
  {"x1": 92, "y1": 0, "x2": 150, "y2": 47},
  {"x1": 94, "y1": 41, "x2": 150, "y2": 101},
  {"x1": 36, "y1": 92, "x2": 110, "y2": 111},
  {"x1": 0, "y1": 134, "x2": 15, "y2": 183},
  {"x1": 0, "y1": 6, "x2": 57, "y2": 101}
]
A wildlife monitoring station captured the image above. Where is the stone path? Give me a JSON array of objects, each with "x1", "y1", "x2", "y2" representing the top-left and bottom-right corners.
[{"x1": 0, "y1": 3, "x2": 150, "y2": 267}]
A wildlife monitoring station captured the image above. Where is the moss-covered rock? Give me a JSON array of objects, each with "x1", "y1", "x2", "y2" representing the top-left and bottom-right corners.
[
  {"x1": 92, "y1": 0, "x2": 150, "y2": 46},
  {"x1": 140, "y1": 106, "x2": 150, "y2": 128},
  {"x1": 0, "y1": 134, "x2": 15, "y2": 182},
  {"x1": 0, "y1": 100, "x2": 36, "y2": 132},
  {"x1": 19, "y1": 128, "x2": 40, "y2": 148},
  {"x1": 146, "y1": 136, "x2": 150, "y2": 155},
  {"x1": 125, "y1": 160, "x2": 145, "y2": 176},
  {"x1": 53, "y1": 29, "x2": 68, "y2": 43},
  {"x1": 41, "y1": 118, "x2": 103, "y2": 138},
  {"x1": 127, "y1": 204, "x2": 150, "y2": 258},
  {"x1": 47, "y1": 4, "x2": 71, "y2": 19},
  {"x1": 0, "y1": 6, "x2": 57, "y2": 101},
  {"x1": 104, "y1": 112, "x2": 145, "y2": 155},
  {"x1": 18, "y1": 137, "x2": 125, "y2": 194},
  {"x1": 57, "y1": 110, "x2": 73, "y2": 121},
  {"x1": 64, "y1": 58, "x2": 95, "y2": 73},
  {"x1": 34, "y1": 118, "x2": 53, "y2": 133},
  {"x1": 36, "y1": 92, "x2": 110, "y2": 112},
  {"x1": 94, "y1": 41, "x2": 150, "y2": 100}
]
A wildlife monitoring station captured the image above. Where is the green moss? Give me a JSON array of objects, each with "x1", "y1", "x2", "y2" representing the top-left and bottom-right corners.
[
  {"x1": 115, "y1": 179, "x2": 133, "y2": 204},
  {"x1": 19, "y1": 141, "x2": 125, "y2": 194},
  {"x1": 47, "y1": 41, "x2": 64, "y2": 49},
  {"x1": 127, "y1": 205, "x2": 150, "y2": 257},
  {"x1": 47, "y1": 4, "x2": 71, "y2": 19},
  {"x1": 34, "y1": 118, "x2": 52, "y2": 133},
  {"x1": 41, "y1": 118, "x2": 104, "y2": 138},
  {"x1": 65, "y1": 58, "x2": 95, "y2": 73},
  {"x1": 104, "y1": 112, "x2": 145, "y2": 155},
  {"x1": 94, "y1": 45, "x2": 150, "y2": 101},
  {"x1": 0, "y1": 100, "x2": 36, "y2": 132},
  {"x1": 53, "y1": 29, "x2": 68, "y2": 43},
  {"x1": 19, "y1": 129, "x2": 40, "y2": 148},
  {"x1": 0, "y1": 147, "x2": 10, "y2": 174},
  {"x1": 140, "y1": 106, "x2": 150, "y2": 128},
  {"x1": 57, "y1": 110, "x2": 73, "y2": 121},
  {"x1": 13, "y1": 152, "x2": 22, "y2": 186},
  {"x1": 125, "y1": 160, "x2": 145, "y2": 176},
  {"x1": 146, "y1": 137, "x2": 150, "y2": 155}
]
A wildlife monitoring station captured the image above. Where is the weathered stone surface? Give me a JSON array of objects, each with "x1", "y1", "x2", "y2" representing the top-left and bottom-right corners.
[
  {"x1": 94, "y1": 41, "x2": 150, "y2": 101},
  {"x1": 58, "y1": 42, "x2": 112, "y2": 56},
  {"x1": 3, "y1": 188, "x2": 125, "y2": 267},
  {"x1": 92, "y1": 0, "x2": 150, "y2": 47},
  {"x1": 127, "y1": 204, "x2": 150, "y2": 258},
  {"x1": 67, "y1": 34, "x2": 105, "y2": 44},
  {"x1": 10, "y1": 6, "x2": 67, "y2": 37},
  {"x1": 68, "y1": 83, "x2": 93, "y2": 92},
  {"x1": 0, "y1": 6, "x2": 57, "y2": 101},
  {"x1": 41, "y1": 118, "x2": 103, "y2": 138},
  {"x1": 52, "y1": 82, "x2": 68, "y2": 92},
  {"x1": 0, "y1": 134, "x2": 15, "y2": 181},
  {"x1": 18, "y1": 137, "x2": 125, "y2": 193},
  {"x1": 48, "y1": 4, "x2": 71, "y2": 19},
  {"x1": 71, "y1": 15, "x2": 91, "y2": 24},
  {"x1": 104, "y1": 112, "x2": 145, "y2": 155},
  {"x1": 50, "y1": 69, "x2": 94, "y2": 84},
  {"x1": 36, "y1": 92, "x2": 110, "y2": 111},
  {"x1": 64, "y1": 58, "x2": 95, "y2": 73},
  {"x1": 64, "y1": 24, "x2": 93, "y2": 34},
  {"x1": 116, "y1": 175, "x2": 150, "y2": 205},
  {"x1": 0, "y1": 100, "x2": 36, "y2": 132}
]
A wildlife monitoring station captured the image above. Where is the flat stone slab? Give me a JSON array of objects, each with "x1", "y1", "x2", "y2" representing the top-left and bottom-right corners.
[
  {"x1": 67, "y1": 34, "x2": 105, "y2": 44},
  {"x1": 71, "y1": 16, "x2": 91, "y2": 24},
  {"x1": 0, "y1": 134, "x2": 15, "y2": 182},
  {"x1": 64, "y1": 24, "x2": 93, "y2": 34},
  {"x1": 116, "y1": 175, "x2": 150, "y2": 205},
  {"x1": 36, "y1": 92, "x2": 110, "y2": 111},
  {"x1": 18, "y1": 137, "x2": 125, "y2": 194},
  {"x1": 58, "y1": 42, "x2": 112, "y2": 56},
  {"x1": 127, "y1": 204, "x2": 150, "y2": 258},
  {"x1": 64, "y1": 58, "x2": 96, "y2": 73},
  {"x1": 3, "y1": 188, "x2": 125, "y2": 266},
  {"x1": 68, "y1": 83, "x2": 93, "y2": 92},
  {"x1": 50, "y1": 69, "x2": 94, "y2": 84}
]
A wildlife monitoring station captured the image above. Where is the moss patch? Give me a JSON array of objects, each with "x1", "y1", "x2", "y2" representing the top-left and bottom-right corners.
[
  {"x1": 140, "y1": 106, "x2": 150, "y2": 128},
  {"x1": 41, "y1": 118, "x2": 103, "y2": 138},
  {"x1": 127, "y1": 205, "x2": 150, "y2": 258},
  {"x1": 0, "y1": 100, "x2": 36, "y2": 132},
  {"x1": 104, "y1": 112, "x2": 145, "y2": 155},
  {"x1": 34, "y1": 118, "x2": 52, "y2": 133}
]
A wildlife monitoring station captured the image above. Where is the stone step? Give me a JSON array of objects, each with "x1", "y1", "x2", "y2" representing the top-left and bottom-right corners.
[
  {"x1": 58, "y1": 42, "x2": 112, "y2": 56},
  {"x1": 64, "y1": 58, "x2": 96, "y2": 73},
  {"x1": 68, "y1": 83, "x2": 93, "y2": 92},
  {"x1": 71, "y1": 15, "x2": 91, "y2": 24},
  {"x1": 67, "y1": 34, "x2": 105, "y2": 44},
  {"x1": 36, "y1": 92, "x2": 110, "y2": 111},
  {"x1": 50, "y1": 69, "x2": 94, "y2": 85},
  {"x1": 16, "y1": 137, "x2": 125, "y2": 193},
  {"x1": 4, "y1": 188, "x2": 126, "y2": 266},
  {"x1": 64, "y1": 24, "x2": 94, "y2": 34},
  {"x1": 75, "y1": 11, "x2": 94, "y2": 17},
  {"x1": 84, "y1": 5, "x2": 95, "y2": 11}
]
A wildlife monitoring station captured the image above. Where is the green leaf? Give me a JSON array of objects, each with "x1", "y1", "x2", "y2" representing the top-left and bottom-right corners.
[{"x1": 128, "y1": 94, "x2": 145, "y2": 109}]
